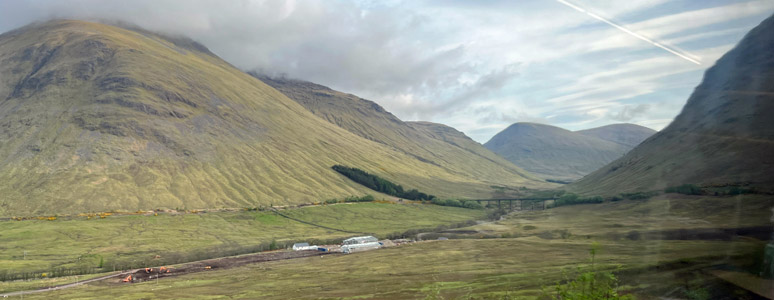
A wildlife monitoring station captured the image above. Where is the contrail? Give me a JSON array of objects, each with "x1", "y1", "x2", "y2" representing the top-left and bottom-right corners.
[{"x1": 556, "y1": 0, "x2": 702, "y2": 65}]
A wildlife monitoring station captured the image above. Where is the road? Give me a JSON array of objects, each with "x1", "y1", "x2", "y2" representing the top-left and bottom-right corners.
[{"x1": 0, "y1": 270, "x2": 134, "y2": 298}]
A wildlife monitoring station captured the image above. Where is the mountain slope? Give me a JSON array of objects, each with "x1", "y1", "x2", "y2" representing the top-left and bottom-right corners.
[
  {"x1": 255, "y1": 75, "x2": 542, "y2": 189},
  {"x1": 569, "y1": 14, "x2": 774, "y2": 195},
  {"x1": 577, "y1": 123, "x2": 656, "y2": 148},
  {"x1": 484, "y1": 123, "x2": 639, "y2": 181},
  {"x1": 0, "y1": 20, "x2": 543, "y2": 216}
]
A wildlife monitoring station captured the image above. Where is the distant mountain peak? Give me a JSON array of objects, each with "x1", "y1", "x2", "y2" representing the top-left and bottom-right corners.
[
  {"x1": 254, "y1": 73, "x2": 542, "y2": 191},
  {"x1": 484, "y1": 122, "x2": 654, "y2": 181},
  {"x1": 576, "y1": 123, "x2": 656, "y2": 148}
]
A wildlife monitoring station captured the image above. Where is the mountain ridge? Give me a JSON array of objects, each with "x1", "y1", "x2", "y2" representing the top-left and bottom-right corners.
[
  {"x1": 254, "y1": 74, "x2": 542, "y2": 187},
  {"x1": 576, "y1": 123, "x2": 656, "y2": 148},
  {"x1": 569, "y1": 14, "x2": 774, "y2": 195},
  {"x1": 484, "y1": 122, "x2": 655, "y2": 181},
  {"x1": 0, "y1": 20, "x2": 544, "y2": 216}
]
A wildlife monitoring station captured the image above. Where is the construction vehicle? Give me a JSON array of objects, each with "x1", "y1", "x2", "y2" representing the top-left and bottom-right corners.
[{"x1": 122, "y1": 275, "x2": 132, "y2": 282}]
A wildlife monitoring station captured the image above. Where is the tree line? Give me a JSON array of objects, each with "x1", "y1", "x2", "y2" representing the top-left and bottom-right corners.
[
  {"x1": 430, "y1": 198, "x2": 483, "y2": 209},
  {"x1": 332, "y1": 165, "x2": 435, "y2": 200}
]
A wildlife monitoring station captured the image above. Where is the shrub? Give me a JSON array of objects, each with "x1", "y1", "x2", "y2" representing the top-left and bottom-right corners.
[
  {"x1": 462, "y1": 201, "x2": 483, "y2": 209},
  {"x1": 429, "y1": 198, "x2": 482, "y2": 209},
  {"x1": 344, "y1": 194, "x2": 375, "y2": 203},
  {"x1": 620, "y1": 191, "x2": 658, "y2": 200},
  {"x1": 724, "y1": 186, "x2": 755, "y2": 195},
  {"x1": 583, "y1": 196, "x2": 604, "y2": 203},
  {"x1": 527, "y1": 189, "x2": 566, "y2": 200},
  {"x1": 541, "y1": 244, "x2": 633, "y2": 300},
  {"x1": 684, "y1": 288, "x2": 710, "y2": 300},
  {"x1": 665, "y1": 184, "x2": 702, "y2": 195},
  {"x1": 445, "y1": 199, "x2": 462, "y2": 207},
  {"x1": 558, "y1": 193, "x2": 579, "y2": 205},
  {"x1": 554, "y1": 194, "x2": 604, "y2": 207}
]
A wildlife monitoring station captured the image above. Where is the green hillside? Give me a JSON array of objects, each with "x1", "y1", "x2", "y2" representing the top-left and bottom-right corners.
[
  {"x1": 569, "y1": 15, "x2": 774, "y2": 195},
  {"x1": 255, "y1": 75, "x2": 543, "y2": 189},
  {"x1": 484, "y1": 122, "x2": 651, "y2": 181},
  {"x1": 0, "y1": 20, "x2": 544, "y2": 216}
]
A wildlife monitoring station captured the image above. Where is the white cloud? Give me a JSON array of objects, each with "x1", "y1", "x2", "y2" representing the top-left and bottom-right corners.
[
  {"x1": 629, "y1": 0, "x2": 773, "y2": 38},
  {"x1": 663, "y1": 26, "x2": 750, "y2": 45},
  {"x1": 0, "y1": 0, "x2": 771, "y2": 143}
]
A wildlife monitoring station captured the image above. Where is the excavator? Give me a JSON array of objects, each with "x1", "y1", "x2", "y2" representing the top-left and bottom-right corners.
[{"x1": 122, "y1": 266, "x2": 171, "y2": 283}]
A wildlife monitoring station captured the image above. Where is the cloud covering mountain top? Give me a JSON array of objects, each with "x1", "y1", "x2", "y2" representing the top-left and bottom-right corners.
[{"x1": 1, "y1": 0, "x2": 771, "y2": 142}]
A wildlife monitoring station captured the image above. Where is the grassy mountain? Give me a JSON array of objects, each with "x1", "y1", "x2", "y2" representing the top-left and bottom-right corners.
[
  {"x1": 569, "y1": 14, "x2": 774, "y2": 195},
  {"x1": 254, "y1": 75, "x2": 542, "y2": 189},
  {"x1": 484, "y1": 122, "x2": 653, "y2": 181},
  {"x1": 577, "y1": 123, "x2": 656, "y2": 148},
  {"x1": 0, "y1": 20, "x2": 544, "y2": 216}
]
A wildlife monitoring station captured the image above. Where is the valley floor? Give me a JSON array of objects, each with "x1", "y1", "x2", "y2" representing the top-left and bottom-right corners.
[
  {"x1": 2, "y1": 194, "x2": 773, "y2": 299},
  {"x1": 0, "y1": 202, "x2": 484, "y2": 292}
]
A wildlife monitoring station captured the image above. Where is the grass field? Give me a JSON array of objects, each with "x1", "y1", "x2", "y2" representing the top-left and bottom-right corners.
[
  {"x1": 280, "y1": 203, "x2": 483, "y2": 235},
  {"x1": 0, "y1": 202, "x2": 484, "y2": 288},
  {"x1": 16, "y1": 236, "x2": 761, "y2": 299},
  {"x1": 460, "y1": 194, "x2": 774, "y2": 240},
  {"x1": 5, "y1": 194, "x2": 770, "y2": 299},
  {"x1": 0, "y1": 272, "x2": 113, "y2": 295}
]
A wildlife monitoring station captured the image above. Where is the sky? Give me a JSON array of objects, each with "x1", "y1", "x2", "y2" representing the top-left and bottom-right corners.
[{"x1": 0, "y1": 0, "x2": 772, "y2": 143}]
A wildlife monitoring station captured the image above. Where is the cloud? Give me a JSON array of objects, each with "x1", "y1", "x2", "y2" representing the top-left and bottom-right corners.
[
  {"x1": 0, "y1": 0, "x2": 771, "y2": 143},
  {"x1": 0, "y1": 0, "x2": 473, "y2": 99},
  {"x1": 440, "y1": 63, "x2": 521, "y2": 114},
  {"x1": 609, "y1": 104, "x2": 651, "y2": 121},
  {"x1": 629, "y1": 0, "x2": 773, "y2": 39}
]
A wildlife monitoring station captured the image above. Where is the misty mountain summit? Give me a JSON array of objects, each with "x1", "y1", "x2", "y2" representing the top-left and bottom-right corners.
[
  {"x1": 0, "y1": 3, "x2": 773, "y2": 299},
  {"x1": 0, "y1": 20, "x2": 544, "y2": 216}
]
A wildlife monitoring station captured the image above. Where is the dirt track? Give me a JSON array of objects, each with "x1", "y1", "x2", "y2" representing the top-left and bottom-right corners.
[
  {"x1": 125, "y1": 249, "x2": 341, "y2": 283},
  {"x1": 0, "y1": 249, "x2": 342, "y2": 297},
  {"x1": 0, "y1": 271, "x2": 132, "y2": 297}
]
